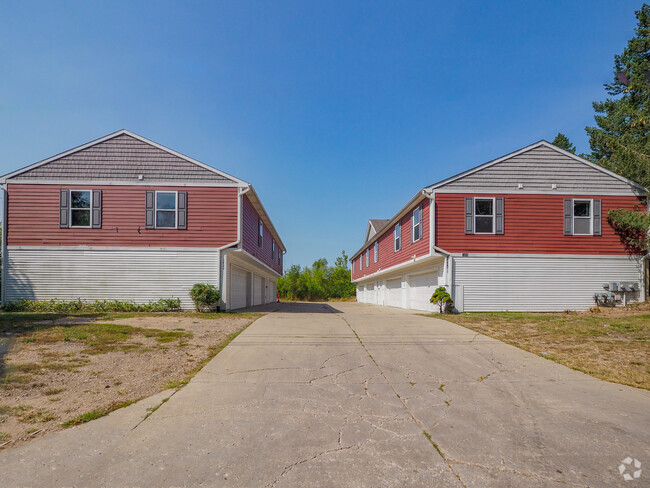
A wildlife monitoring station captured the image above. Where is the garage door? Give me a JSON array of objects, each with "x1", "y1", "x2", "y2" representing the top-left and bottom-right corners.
[
  {"x1": 268, "y1": 279, "x2": 277, "y2": 303},
  {"x1": 386, "y1": 278, "x2": 402, "y2": 307},
  {"x1": 230, "y1": 266, "x2": 248, "y2": 310},
  {"x1": 366, "y1": 284, "x2": 376, "y2": 305},
  {"x1": 408, "y1": 271, "x2": 438, "y2": 311},
  {"x1": 357, "y1": 285, "x2": 365, "y2": 303},
  {"x1": 253, "y1": 275, "x2": 264, "y2": 306}
]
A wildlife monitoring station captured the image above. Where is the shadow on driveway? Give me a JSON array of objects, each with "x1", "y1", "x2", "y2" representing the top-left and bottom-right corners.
[{"x1": 236, "y1": 301, "x2": 343, "y2": 314}]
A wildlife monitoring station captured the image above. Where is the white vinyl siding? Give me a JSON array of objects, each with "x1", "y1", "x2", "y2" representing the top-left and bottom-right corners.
[
  {"x1": 453, "y1": 254, "x2": 643, "y2": 312},
  {"x1": 5, "y1": 247, "x2": 219, "y2": 310}
]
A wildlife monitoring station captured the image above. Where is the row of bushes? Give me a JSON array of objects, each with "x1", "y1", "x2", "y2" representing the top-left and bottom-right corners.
[
  {"x1": 3, "y1": 297, "x2": 183, "y2": 313},
  {"x1": 2, "y1": 283, "x2": 222, "y2": 313}
]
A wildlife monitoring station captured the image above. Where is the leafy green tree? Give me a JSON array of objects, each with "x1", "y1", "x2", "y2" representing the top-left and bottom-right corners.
[
  {"x1": 585, "y1": 4, "x2": 650, "y2": 190},
  {"x1": 276, "y1": 251, "x2": 356, "y2": 300},
  {"x1": 551, "y1": 133, "x2": 576, "y2": 154}
]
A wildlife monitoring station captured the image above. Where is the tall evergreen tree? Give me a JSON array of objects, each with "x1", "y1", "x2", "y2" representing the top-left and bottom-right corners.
[
  {"x1": 551, "y1": 133, "x2": 576, "y2": 153},
  {"x1": 585, "y1": 4, "x2": 650, "y2": 190}
]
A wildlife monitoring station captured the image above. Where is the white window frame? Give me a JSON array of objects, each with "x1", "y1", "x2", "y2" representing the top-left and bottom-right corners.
[
  {"x1": 374, "y1": 242, "x2": 378, "y2": 263},
  {"x1": 366, "y1": 249, "x2": 370, "y2": 267},
  {"x1": 69, "y1": 189, "x2": 93, "y2": 228},
  {"x1": 258, "y1": 219, "x2": 263, "y2": 247},
  {"x1": 474, "y1": 197, "x2": 495, "y2": 235},
  {"x1": 154, "y1": 190, "x2": 178, "y2": 229},
  {"x1": 572, "y1": 199, "x2": 593, "y2": 236},
  {"x1": 272, "y1": 240, "x2": 276, "y2": 259},
  {"x1": 412, "y1": 204, "x2": 422, "y2": 242},
  {"x1": 359, "y1": 255, "x2": 363, "y2": 270},
  {"x1": 394, "y1": 222, "x2": 402, "y2": 252}
]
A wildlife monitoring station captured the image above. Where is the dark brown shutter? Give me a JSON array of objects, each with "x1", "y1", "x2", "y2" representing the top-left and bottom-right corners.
[
  {"x1": 465, "y1": 197, "x2": 474, "y2": 234},
  {"x1": 495, "y1": 198, "x2": 504, "y2": 234},
  {"x1": 564, "y1": 199, "x2": 573, "y2": 235},
  {"x1": 177, "y1": 191, "x2": 187, "y2": 230},
  {"x1": 60, "y1": 190, "x2": 69, "y2": 228},
  {"x1": 92, "y1": 190, "x2": 102, "y2": 229},
  {"x1": 145, "y1": 191, "x2": 155, "y2": 229},
  {"x1": 593, "y1": 199, "x2": 602, "y2": 236}
]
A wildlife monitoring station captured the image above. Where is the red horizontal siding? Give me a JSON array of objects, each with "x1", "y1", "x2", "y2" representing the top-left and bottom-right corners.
[
  {"x1": 352, "y1": 199, "x2": 430, "y2": 280},
  {"x1": 241, "y1": 195, "x2": 282, "y2": 274},
  {"x1": 7, "y1": 184, "x2": 238, "y2": 247},
  {"x1": 435, "y1": 193, "x2": 645, "y2": 255}
]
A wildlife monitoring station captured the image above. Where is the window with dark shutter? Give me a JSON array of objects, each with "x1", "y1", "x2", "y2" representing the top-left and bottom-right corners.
[
  {"x1": 465, "y1": 197, "x2": 474, "y2": 234},
  {"x1": 495, "y1": 198, "x2": 504, "y2": 235},
  {"x1": 593, "y1": 199, "x2": 602, "y2": 236}
]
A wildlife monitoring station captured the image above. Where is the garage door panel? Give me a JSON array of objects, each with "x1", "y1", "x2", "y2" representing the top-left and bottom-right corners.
[
  {"x1": 230, "y1": 266, "x2": 248, "y2": 310},
  {"x1": 386, "y1": 279, "x2": 402, "y2": 307},
  {"x1": 253, "y1": 275, "x2": 263, "y2": 306},
  {"x1": 408, "y1": 271, "x2": 437, "y2": 311}
]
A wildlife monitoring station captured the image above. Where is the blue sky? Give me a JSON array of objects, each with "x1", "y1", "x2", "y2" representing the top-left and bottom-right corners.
[{"x1": 0, "y1": 1, "x2": 642, "y2": 268}]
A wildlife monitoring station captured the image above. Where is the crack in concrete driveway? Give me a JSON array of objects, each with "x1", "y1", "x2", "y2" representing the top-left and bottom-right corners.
[{"x1": 0, "y1": 302, "x2": 647, "y2": 488}]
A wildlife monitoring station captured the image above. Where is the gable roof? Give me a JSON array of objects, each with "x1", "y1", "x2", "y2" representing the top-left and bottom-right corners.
[
  {"x1": 0, "y1": 129, "x2": 247, "y2": 186},
  {"x1": 425, "y1": 141, "x2": 647, "y2": 195},
  {"x1": 365, "y1": 219, "x2": 390, "y2": 242}
]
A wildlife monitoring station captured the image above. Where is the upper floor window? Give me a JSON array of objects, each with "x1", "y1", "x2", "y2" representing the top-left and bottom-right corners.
[
  {"x1": 412, "y1": 205, "x2": 422, "y2": 242},
  {"x1": 465, "y1": 197, "x2": 503, "y2": 235},
  {"x1": 352, "y1": 259, "x2": 356, "y2": 273},
  {"x1": 374, "y1": 242, "x2": 378, "y2": 262},
  {"x1": 565, "y1": 199, "x2": 601, "y2": 236},
  {"x1": 156, "y1": 191, "x2": 177, "y2": 228},
  {"x1": 70, "y1": 190, "x2": 92, "y2": 228},
  {"x1": 394, "y1": 222, "x2": 402, "y2": 251},
  {"x1": 272, "y1": 240, "x2": 276, "y2": 259},
  {"x1": 365, "y1": 249, "x2": 369, "y2": 267},
  {"x1": 474, "y1": 198, "x2": 494, "y2": 234},
  {"x1": 359, "y1": 254, "x2": 363, "y2": 270},
  {"x1": 258, "y1": 219, "x2": 263, "y2": 247}
]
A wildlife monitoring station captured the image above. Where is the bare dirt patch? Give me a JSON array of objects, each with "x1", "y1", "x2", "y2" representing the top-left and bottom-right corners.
[
  {"x1": 437, "y1": 302, "x2": 649, "y2": 389},
  {"x1": 0, "y1": 312, "x2": 260, "y2": 450}
]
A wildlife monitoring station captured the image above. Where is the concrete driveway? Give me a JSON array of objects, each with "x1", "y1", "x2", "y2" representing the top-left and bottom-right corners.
[{"x1": 1, "y1": 302, "x2": 648, "y2": 487}]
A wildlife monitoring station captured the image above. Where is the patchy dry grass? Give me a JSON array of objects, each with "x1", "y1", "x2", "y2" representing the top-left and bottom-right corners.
[
  {"x1": 438, "y1": 303, "x2": 650, "y2": 390},
  {"x1": 0, "y1": 311, "x2": 260, "y2": 450}
]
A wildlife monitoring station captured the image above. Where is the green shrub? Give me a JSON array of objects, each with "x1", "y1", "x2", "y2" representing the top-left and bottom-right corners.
[
  {"x1": 189, "y1": 283, "x2": 221, "y2": 312},
  {"x1": 430, "y1": 287, "x2": 454, "y2": 313},
  {"x1": 3, "y1": 298, "x2": 181, "y2": 313}
]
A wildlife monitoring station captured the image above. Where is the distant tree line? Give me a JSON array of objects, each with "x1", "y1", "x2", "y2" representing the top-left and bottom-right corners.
[{"x1": 277, "y1": 251, "x2": 356, "y2": 300}]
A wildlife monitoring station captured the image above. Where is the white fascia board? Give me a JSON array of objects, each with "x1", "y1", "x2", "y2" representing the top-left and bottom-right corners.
[
  {"x1": 352, "y1": 192, "x2": 427, "y2": 260},
  {"x1": 224, "y1": 248, "x2": 282, "y2": 278},
  {"x1": 433, "y1": 188, "x2": 645, "y2": 196},
  {"x1": 351, "y1": 252, "x2": 445, "y2": 283},
  {"x1": 452, "y1": 252, "x2": 644, "y2": 260},
  {"x1": 0, "y1": 129, "x2": 250, "y2": 188},
  {"x1": 245, "y1": 185, "x2": 286, "y2": 252},
  {"x1": 7, "y1": 244, "x2": 236, "y2": 252},
  {"x1": 424, "y1": 141, "x2": 648, "y2": 194},
  {"x1": 4, "y1": 179, "x2": 244, "y2": 188}
]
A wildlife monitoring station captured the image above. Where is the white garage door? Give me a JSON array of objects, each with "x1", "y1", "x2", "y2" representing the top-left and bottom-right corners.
[
  {"x1": 253, "y1": 275, "x2": 264, "y2": 306},
  {"x1": 366, "y1": 284, "x2": 376, "y2": 305},
  {"x1": 268, "y1": 279, "x2": 277, "y2": 303},
  {"x1": 408, "y1": 271, "x2": 438, "y2": 311},
  {"x1": 357, "y1": 285, "x2": 365, "y2": 303},
  {"x1": 386, "y1": 278, "x2": 402, "y2": 308},
  {"x1": 230, "y1": 266, "x2": 248, "y2": 310}
]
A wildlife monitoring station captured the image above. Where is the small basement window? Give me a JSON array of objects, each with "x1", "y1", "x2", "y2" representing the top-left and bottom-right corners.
[
  {"x1": 70, "y1": 190, "x2": 92, "y2": 228},
  {"x1": 155, "y1": 191, "x2": 177, "y2": 228},
  {"x1": 474, "y1": 198, "x2": 494, "y2": 234},
  {"x1": 573, "y1": 200, "x2": 592, "y2": 235}
]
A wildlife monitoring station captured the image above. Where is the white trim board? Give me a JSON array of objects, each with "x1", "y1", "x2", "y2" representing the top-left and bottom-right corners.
[
  {"x1": 352, "y1": 252, "x2": 445, "y2": 283},
  {"x1": 6, "y1": 179, "x2": 243, "y2": 188}
]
